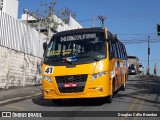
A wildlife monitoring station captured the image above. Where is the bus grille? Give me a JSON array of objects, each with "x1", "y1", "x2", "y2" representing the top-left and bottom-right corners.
[
  {"x1": 55, "y1": 74, "x2": 88, "y2": 93},
  {"x1": 58, "y1": 87, "x2": 85, "y2": 93}
]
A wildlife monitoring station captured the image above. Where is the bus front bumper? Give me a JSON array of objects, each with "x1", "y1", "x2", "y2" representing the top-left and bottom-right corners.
[
  {"x1": 42, "y1": 74, "x2": 111, "y2": 99},
  {"x1": 43, "y1": 86, "x2": 110, "y2": 99}
]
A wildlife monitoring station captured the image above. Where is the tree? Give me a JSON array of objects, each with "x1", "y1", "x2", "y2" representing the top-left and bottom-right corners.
[
  {"x1": 57, "y1": 8, "x2": 76, "y2": 24},
  {"x1": 32, "y1": 0, "x2": 76, "y2": 33}
]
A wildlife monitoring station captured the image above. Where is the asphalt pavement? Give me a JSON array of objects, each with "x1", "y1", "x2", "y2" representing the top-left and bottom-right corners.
[
  {"x1": 0, "y1": 85, "x2": 42, "y2": 106},
  {"x1": 0, "y1": 74, "x2": 159, "y2": 106}
]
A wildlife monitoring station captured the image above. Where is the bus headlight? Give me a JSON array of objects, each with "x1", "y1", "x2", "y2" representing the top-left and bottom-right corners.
[
  {"x1": 42, "y1": 76, "x2": 52, "y2": 83},
  {"x1": 91, "y1": 71, "x2": 108, "y2": 81}
]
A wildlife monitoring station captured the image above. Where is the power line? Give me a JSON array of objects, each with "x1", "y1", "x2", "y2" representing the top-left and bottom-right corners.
[
  {"x1": 78, "y1": 19, "x2": 93, "y2": 22},
  {"x1": 117, "y1": 33, "x2": 156, "y2": 35},
  {"x1": 122, "y1": 39, "x2": 160, "y2": 44},
  {"x1": 140, "y1": 59, "x2": 160, "y2": 62},
  {"x1": 123, "y1": 41, "x2": 160, "y2": 44}
]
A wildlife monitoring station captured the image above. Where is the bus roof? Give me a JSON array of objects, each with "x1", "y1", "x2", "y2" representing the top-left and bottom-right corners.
[
  {"x1": 50, "y1": 27, "x2": 122, "y2": 44},
  {"x1": 52, "y1": 27, "x2": 106, "y2": 37}
]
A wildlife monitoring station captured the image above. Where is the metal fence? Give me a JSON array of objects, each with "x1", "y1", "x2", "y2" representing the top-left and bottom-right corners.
[{"x1": 0, "y1": 11, "x2": 47, "y2": 58}]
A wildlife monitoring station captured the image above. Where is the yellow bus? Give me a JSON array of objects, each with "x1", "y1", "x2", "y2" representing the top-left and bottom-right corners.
[{"x1": 42, "y1": 27, "x2": 128, "y2": 103}]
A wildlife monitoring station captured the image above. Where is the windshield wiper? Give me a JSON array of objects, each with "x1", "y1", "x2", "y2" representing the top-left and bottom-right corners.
[
  {"x1": 44, "y1": 57, "x2": 62, "y2": 62},
  {"x1": 77, "y1": 55, "x2": 99, "y2": 62},
  {"x1": 64, "y1": 61, "x2": 73, "y2": 64}
]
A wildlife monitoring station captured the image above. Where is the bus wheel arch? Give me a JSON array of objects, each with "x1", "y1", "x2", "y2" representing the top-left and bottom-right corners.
[{"x1": 105, "y1": 77, "x2": 116, "y2": 103}]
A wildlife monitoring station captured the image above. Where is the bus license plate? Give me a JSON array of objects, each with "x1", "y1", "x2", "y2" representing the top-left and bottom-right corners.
[{"x1": 64, "y1": 82, "x2": 77, "y2": 88}]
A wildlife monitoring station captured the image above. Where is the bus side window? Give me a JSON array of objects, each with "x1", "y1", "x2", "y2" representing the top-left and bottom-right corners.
[
  {"x1": 112, "y1": 43, "x2": 118, "y2": 58},
  {"x1": 109, "y1": 40, "x2": 114, "y2": 59},
  {"x1": 120, "y1": 42, "x2": 124, "y2": 59},
  {"x1": 123, "y1": 46, "x2": 127, "y2": 59},
  {"x1": 115, "y1": 41, "x2": 120, "y2": 59}
]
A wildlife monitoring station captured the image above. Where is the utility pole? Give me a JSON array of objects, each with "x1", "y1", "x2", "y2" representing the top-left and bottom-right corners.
[
  {"x1": 157, "y1": 24, "x2": 160, "y2": 36},
  {"x1": 147, "y1": 36, "x2": 150, "y2": 74},
  {"x1": 23, "y1": 9, "x2": 29, "y2": 25}
]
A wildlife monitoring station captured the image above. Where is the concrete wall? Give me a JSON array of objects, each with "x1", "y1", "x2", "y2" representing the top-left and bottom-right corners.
[{"x1": 0, "y1": 46, "x2": 42, "y2": 89}]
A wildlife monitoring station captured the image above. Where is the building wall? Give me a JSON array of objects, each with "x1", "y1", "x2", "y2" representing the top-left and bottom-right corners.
[
  {"x1": 0, "y1": 11, "x2": 45, "y2": 89},
  {"x1": 0, "y1": 46, "x2": 42, "y2": 89},
  {"x1": 1, "y1": 0, "x2": 18, "y2": 19}
]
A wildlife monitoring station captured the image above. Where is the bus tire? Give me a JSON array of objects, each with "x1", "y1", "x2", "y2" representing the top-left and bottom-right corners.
[
  {"x1": 112, "y1": 79, "x2": 116, "y2": 95},
  {"x1": 120, "y1": 83, "x2": 125, "y2": 91},
  {"x1": 52, "y1": 99, "x2": 61, "y2": 104},
  {"x1": 106, "y1": 95, "x2": 112, "y2": 103},
  {"x1": 120, "y1": 74, "x2": 127, "y2": 91},
  {"x1": 104, "y1": 79, "x2": 114, "y2": 103},
  {"x1": 102, "y1": 95, "x2": 112, "y2": 103}
]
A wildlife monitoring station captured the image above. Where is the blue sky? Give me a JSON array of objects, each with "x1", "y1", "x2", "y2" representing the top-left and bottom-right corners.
[{"x1": 18, "y1": 0, "x2": 160, "y2": 74}]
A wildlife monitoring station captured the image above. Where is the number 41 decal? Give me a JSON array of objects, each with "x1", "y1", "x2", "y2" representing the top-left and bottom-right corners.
[{"x1": 44, "y1": 66, "x2": 54, "y2": 74}]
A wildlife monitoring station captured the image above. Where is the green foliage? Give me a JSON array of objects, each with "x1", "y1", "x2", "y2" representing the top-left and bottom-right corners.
[
  {"x1": 31, "y1": 0, "x2": 76, "y2": 33},
  {"x1": 57, "y1": 8, "x2": 76, "y2": 24}
]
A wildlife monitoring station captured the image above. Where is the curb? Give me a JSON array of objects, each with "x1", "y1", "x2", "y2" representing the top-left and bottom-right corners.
[{"x1": 0, "y1": 93, "x2": 43, "y2": 106}]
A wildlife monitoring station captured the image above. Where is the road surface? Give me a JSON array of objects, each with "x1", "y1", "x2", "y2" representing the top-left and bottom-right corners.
[{"x1": 0, "y1": 75, "x2": 160, "y2": 120}]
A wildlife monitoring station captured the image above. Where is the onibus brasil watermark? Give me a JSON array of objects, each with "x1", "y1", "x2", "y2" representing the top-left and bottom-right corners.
[
  {"x1": 1, "y1": 112, "x2": 42, "y2": 118},
  {"x1": 1, "y1": 111, "x2": 159, "y2": 117}
]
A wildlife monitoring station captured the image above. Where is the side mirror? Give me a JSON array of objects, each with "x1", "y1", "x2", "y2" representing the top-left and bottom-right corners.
[{"x1": 43, "y1": 42, "x2": 47, "y2": 52}]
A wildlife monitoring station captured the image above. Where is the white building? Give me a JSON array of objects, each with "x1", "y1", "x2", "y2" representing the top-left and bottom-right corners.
[
  {"x1": 69, "y1": 15, "x2": 83, "y2": 29},
  {"x1": 20, "y1": 12, "x2": 83, "y2": 39},
  {"x1": 0, "y1": 0, "x2": 19, "y2": 19}
]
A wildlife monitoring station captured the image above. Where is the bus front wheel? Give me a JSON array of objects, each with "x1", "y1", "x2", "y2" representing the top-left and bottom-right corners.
[
  {"x1": 52, "y1": 99, "x2": 62, "y2": 104},
  {"x1": 106, "y1": 95, "x2": 112, "y2": 103},
  {"x1": 102, "y1": 95, "x2": 112, "y2": 103}
]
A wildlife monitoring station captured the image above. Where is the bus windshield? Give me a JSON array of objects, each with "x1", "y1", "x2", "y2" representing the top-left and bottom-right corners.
[{"x1": 44, "y1": 32, "x2": 106, "y2": 65}]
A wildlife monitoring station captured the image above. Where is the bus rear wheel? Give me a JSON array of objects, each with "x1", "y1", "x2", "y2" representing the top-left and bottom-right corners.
[{"x1": 120, "y1": 83, "x2": 125, "y2": 91}]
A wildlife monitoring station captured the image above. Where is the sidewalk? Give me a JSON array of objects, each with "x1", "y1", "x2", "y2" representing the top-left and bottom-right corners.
[{"x1": 0, "y1": 85, "x2": 43, "y2": 106}]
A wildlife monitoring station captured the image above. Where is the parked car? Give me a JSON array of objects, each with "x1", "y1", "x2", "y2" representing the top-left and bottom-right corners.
[{"x1": 128, "y1": 66, "x2": 136, "y2": 75}]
